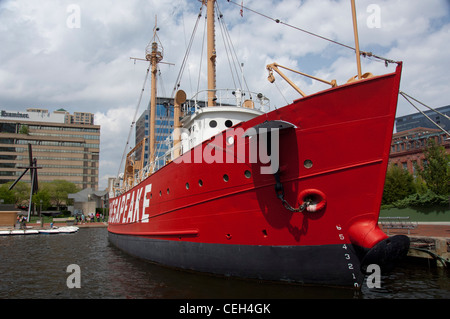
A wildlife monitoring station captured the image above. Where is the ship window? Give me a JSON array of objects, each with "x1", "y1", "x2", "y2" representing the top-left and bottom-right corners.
[
  {"x1": 225, "y1": 120, "x2": 233, "y2": 128},
  {"x1": 244, "y1": 170, "x2": 251, "y2": 178},
  {"x1": 304, "y1": 160, "x2": 313, "y2": 169},
  {"x1": 186, "y1": 182, "x2": 190, "y2": 190},
  {"x1": 209, "y1": 120, "x2": 217, "y2": 128},
  {"x1": 159, "y1": 191, "x2": 162, "y2": 196},
  {"x1": 223, "y1": 174, "x2": 229, "y2": 182},
  {"x1": 198, "y1": 179, "x2": 203, "y2": 187},
  {"x1": 167, "y1": 188, "x2": 170, "y2": 194}
]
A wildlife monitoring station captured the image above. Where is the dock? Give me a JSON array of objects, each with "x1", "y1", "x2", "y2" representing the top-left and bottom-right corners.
[
  {"x1": 0, "y1": 221, "x2": 108, "y2": 236},
  {"x1": 379, "y1": 222, "x2": 450, "y2": 267}
]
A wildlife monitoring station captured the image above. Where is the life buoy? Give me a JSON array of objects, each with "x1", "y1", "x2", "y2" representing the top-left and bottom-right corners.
[{"x1": 298, "y1": 189, "x2": 327, "y2": 213}]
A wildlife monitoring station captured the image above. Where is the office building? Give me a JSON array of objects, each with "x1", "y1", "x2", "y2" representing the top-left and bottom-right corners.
[
  {"x1": 0, "y1": 108, "x2": 100, "y2": 189},
  {"x1": 135, "y1": 98, "x2": 174, "y2": 168},
  {"x1": 395, "y1": 105, "x2": 450, "y2": 132}
]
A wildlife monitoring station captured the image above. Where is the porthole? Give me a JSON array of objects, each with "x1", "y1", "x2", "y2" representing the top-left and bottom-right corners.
[
  {"x1": 244, "y1": 170, "x2": 251, "y2": 178},
  {"x1": 226, "y1": 136, "x2": 234, "y2": 145},
  {"x1": 186, "y1": 182, "x2": 190, "y2": 189},
  {"x1": 225, "y1": 120, "x2": 233, "y2": 128},
  {"x1": 209, "y1": 120, "x2": 217, "y2": 128},
  {"x1": 159, "y1": 190, "x2": 162, "y2": 196},
  {"x1": 223, "y1": 174, "x2": 229, "y2": 182},
  {"x1": 304, "y1": 159, "x2": 313, "y2": 169},
  {"x1": 198, "y1": 179, "x2": 203, "y2": 187},
  {"x1": 167, "y1": 188, "x2": 170, "y2": 194}
]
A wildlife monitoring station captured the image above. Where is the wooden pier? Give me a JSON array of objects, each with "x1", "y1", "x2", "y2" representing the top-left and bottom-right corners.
[{"x1": 379, "y1": 222, "x2": 450, "y2": 267}]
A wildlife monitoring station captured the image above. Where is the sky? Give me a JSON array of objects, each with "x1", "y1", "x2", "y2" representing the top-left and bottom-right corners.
[{"x1": 1, "y1": 0, "x2": 449, "y2": 190}]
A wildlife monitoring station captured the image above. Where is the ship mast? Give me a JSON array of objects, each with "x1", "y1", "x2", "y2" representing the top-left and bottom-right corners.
[
  {"x1": 146, "y1": 18, "x2": 163, "y2": 170},
  {"x1": 205, "y1": 0, "x2": 216, "y2": 107},
  {"x1": 350, "y1": 0, "x2": 362, "y2": 79}
]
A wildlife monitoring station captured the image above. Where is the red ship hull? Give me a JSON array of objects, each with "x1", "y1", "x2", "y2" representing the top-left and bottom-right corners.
[{"x1": 108, "y1": 64, "x2": 408, "y2": 288}]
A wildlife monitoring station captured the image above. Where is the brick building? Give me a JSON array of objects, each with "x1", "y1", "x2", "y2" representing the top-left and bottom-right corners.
[{"x1": 389, "y1": 127, "x2": 449, "y2": 176}]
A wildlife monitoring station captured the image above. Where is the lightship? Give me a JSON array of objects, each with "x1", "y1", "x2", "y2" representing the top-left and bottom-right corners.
[{"x1": 108, "y1": 0, "x2": 409, "y2": 288}]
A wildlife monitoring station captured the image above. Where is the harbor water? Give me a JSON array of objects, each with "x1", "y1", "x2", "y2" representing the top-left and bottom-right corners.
[{"x1": 1, "y1": 227, "x2": 449, "y2": 300}]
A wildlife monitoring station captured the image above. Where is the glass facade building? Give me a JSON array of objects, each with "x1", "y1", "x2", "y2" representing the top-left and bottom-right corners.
[
  {"x1": 395, "y1": 105, "x2": 450, "y2": 132},
  {"x1": 0, "y1": 109, "x2": 100, "y2": 189},
  {"x1": 135, "y1": 98, "x2": 174, "y2": 168}
]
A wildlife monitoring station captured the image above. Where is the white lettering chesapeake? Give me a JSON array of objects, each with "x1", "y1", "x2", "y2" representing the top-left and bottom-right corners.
[
  {"x1": 121, "y1": 193, "x2": 130, "y2": 223},
  {"x1": 125, "y1": 191, "x2": 135, "y2": 223},
  {"x1": 141, "y1": 184, "x2": 152, "y2": 223},
  {"x1": 133, "y1": 187, "x2": 143, "y2": 223}
]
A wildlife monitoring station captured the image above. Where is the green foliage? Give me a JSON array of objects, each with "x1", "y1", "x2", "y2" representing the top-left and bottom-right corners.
[
  {"x1": 415, "y1": 139, "x2": 450, "y2": 195},
  {"x1": 0, "y1": 182, "x2": 16, "y2": 204},
  {"x1": 31, "y1": 186, "x2": 51, "y2": 210},
  {"x1": 18, "y1": 124, "x2": 29, "y2": 135},
  {"x1": 0, "y1": 181, "x2": 30, "y2": 205},
  {"x1": 38, "y1": 180, "x2": 79, "y2": 208},
  {"x1": 390, "y1": 189, "x2": 449, "y2": 208},
  {"x1": 382, "y1": 138, "x2": 450, "y2": 209},
  {"x1": 1, "y1": 180, "x2": 79, "y2": 209},
  {"x1": 382, "y1": 165, "x2": 416, "y2": 205}
]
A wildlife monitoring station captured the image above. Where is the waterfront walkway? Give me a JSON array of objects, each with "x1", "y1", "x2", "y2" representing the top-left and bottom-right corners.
[
  {"x1": 380, "y1": 222, "x2": 450, "y2": 238},
  {"x1": 380, "y1": 222, "x2": 450, "y2": 265}
]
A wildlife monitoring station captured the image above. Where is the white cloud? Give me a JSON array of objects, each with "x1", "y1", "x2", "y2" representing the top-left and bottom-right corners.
[
  {"x1": 1, "y1": 0, "x2": 449, "y2": 189},
  {"x1": 95, "y1": 106, "x2": 139, "y2": 189}
]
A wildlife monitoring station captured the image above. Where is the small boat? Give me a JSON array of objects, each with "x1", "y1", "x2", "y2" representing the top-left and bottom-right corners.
[
  {"x1": 38, "y1": 226, "x2": 79, "y2": 234},
  {"x1": 57, "y1": 226, "x2": 79, "y2": 234},
  {"x1": 0, "y1": 227, "x2": 78, "y2": 235},
  {"x1": 38, "y1": 228, "x2": 61, "y2": 234},
  {"x1": 9, "y1": 229, "x2": 39, "y2": 235}
]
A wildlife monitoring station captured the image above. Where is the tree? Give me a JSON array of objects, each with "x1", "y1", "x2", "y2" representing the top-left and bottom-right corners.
[
  {"x1": 382, "y1": 165, "x2": 416, "y2": 205},
  {"x1": 416, "y1": 139, "x2": 450, "y2": 195},
  {"x1": 43, "y1": 180, "x2": 79, "y2": 208},
  {"x1": 0, "y1": 183, "x2": 15, "y2": 204},
  {"x1": 0, "y1": 181, "x2": 32, "y2": 207},
  {"x1": 32, "y1": 186, "x2": 51, "y2": 211}
]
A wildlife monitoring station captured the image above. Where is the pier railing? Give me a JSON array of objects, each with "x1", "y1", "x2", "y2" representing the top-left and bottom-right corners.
[{"x1": 379, "y1": 216, "x2": 418, "y2": 235}]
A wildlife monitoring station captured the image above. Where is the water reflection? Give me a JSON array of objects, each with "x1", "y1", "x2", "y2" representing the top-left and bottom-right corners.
[{"x1": 0, "y1": 228, "x2": 448, "y2": 299}]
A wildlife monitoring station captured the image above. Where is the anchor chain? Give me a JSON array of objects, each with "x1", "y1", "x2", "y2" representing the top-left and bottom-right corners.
[{"x1": 274, "y1": 171, "x2": 307, "y2": 212}]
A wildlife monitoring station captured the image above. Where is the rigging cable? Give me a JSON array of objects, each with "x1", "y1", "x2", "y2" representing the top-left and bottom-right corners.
[
  {"x1": 216, "y1": 3, "x2": 252, "y2": 95},
  {"x1": 217, "y1": 10, "x2": 238, "y2": 89},
  {"x1": 197, "y1": 14, "x2": 208, "y2": 95},
  {"x1": 171, "y1": 6, "x2": 204, "y2": 99},
  {"x1": 117, "y1": 64, "x2": 151, "y2": 178},
  {"x1": 399, "y1": 91, "x2": 450, "y2": 137},
  {"x1": 226, "y1": 0, "x2": 398, "y2": 66},
  {"x1": 215, "y1": 1, "x2": 253, "y2": 97}
]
